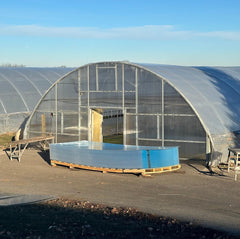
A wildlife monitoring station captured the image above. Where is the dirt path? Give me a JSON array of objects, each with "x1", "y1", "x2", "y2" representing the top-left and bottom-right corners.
[{"x1": 0, "y1": 149, "x2": 240, "y2": 237}]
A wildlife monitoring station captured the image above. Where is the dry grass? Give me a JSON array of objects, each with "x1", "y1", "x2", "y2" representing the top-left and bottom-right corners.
[
  {"x1": 0, "y1": 132, "x2": 14, "y2": 148},
  {"x1": 103, "y1": 134, "x2": 123, "y2": 144}
]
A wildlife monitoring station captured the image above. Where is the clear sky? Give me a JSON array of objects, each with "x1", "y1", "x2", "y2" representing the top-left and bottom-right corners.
[{"x1": 0, "y1": 0, "x2": 240, "y2": 67}]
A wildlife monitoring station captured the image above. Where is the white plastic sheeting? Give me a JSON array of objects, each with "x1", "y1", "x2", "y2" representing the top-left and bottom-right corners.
[
  {"x1": 0, "y1": 67, "x2": 74, "y2": 134},
  {"x1": 138, "y1": 64, "x2": 240, "y2": 165},
  {"x1": 139, "y1": 64, "x2": 240, "y2": 135}
]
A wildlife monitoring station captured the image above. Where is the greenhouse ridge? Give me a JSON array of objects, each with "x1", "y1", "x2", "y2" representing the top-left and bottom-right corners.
[{"x1": 21, "y1": 61, "x2": 240, "y2": 167}]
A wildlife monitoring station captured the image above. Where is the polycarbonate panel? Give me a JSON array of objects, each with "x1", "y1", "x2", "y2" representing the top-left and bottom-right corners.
[
  {"x1": 164, "y1": 82, "x2": 194, "y2": 114},
  {"x1": 28, "y1": 111, "x2": 55, "y2": 136},
  {"x1": 8, "y1": 113, "x2": 30, "y2": 132},
  {"x1": 126, "y1": 114, "x2": 136, "y2": 145},
  {"x1": 36, "y1": 68, "x2": 71, "y2": 83},
  {"x1": 80, "y1": 67, "x2": 88, "y2": 91},
  {"x1": 0, "y1": 80, "x2": 18, "y2": 93},
  {"x1": 79, "y1": 93, "x2": 88, "y2": 107},
  {"x1": 28, "y1": 111, "x2": 52, "y2": 136},
  {"x1": 21, "y1": 92, "x2": 40, "y2": 110},
  {"x1": 97, "y1": 62, "x2": 116, "y2": 68},
  {"x1": 28, "y1": 80, "x2": 51, "y2": 95},
  {"x1": 37, "y1": 87, "x2": 56, "y2": 112},
  {"x1": 138, "y1": 140, "x2": 162, "y2": 147},
  {"x1": 89, "y1": 92, "x2": 122, "y2": 107},
  {"x1": 79, "y1": 108, "x2": 88, "y2": 140},
  {"x1": 124, "y1": 65, "x2": 136, "y2": 91},
  {"x1": 56, "y1": 112, "x2": 62, "y2": 134},
  {"x1": 60, "y1": 113, "x2": 79, "y2": 135},
  {"x1": 13, "y1": 68, "x2": 70, "y2": 94},
  {"x1": 28, "y1": 111, "x2": 57, "y2": 137},
  {"x1": 116, "y1": 64, "x2": 123, "y2": 90},
  {"x1": 138, "y1": 69, "x2": 162, "y2": 114},
  {"x1": 98, "y1": 66, "x2": 116, "y2": 91},
  {"x1": 125, "y1": 92, "x2": 136, "y2": 107},
  {"x1": 0, "y1": 102, "x2": 5, "y2": 114},
  {"x1": 138, "y1": 115, "x2": 159, "y2": 139},
  {"x1": 164, "y1": 141, "x2": 206, "y2": 158},
  {"x1": 1, "y1": 69, "x2": 39, "y2": 95},
  {"x1": 0, "y1": 116, "x2": 6, "y2": 133},
  {"x1": 89, "y1": 65, "x2": 96, "y2": 91},
  {"x1": 41, "y1": 112, "x2": 55, "y2": 134},
  {"x1": 28, "y1": 111, "x2": 41, "y2": 133},
  {"x1": 28, "y1": 131, "x2": 43, "y2": 138},
  {"x1": 164, "y1": 115, "x2": 205, "y2": 141},
  {"x1": 1, "y1": 93, "x2": 27, "y2": 113},
  {"x1": 57, "y1": 71, "x2": 79, "y2": 112},
  {"x1": 56, "y1": 134, "x2": 79, "y2": 143}
]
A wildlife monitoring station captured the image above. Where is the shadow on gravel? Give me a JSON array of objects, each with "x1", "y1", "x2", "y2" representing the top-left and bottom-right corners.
[
  {"x1": 38, "y1": 150, "x2": 51, "y2": 165},
  {"x1": 188, "y1": 164, "x2": 229, "y2": 177},
  {"x1": 180, "y1": 158, "x2": 228, "y2": 177},
  {"x1": 0, "y1": 199, "x2": 237, "y2": 239},
  {"x1": 180, "y1": 158, "x2": 206, "y2": 166}
]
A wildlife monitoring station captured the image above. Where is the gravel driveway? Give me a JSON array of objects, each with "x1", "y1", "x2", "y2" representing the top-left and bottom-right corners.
[{"x1": 0, "y1": 149, "x2": 239, "y2": 237}]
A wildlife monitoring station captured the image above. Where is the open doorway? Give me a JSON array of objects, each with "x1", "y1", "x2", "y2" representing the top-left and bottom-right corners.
[
  {"x1": 103, "y1": 109, "x2": 123, "y2": 144},
  {"x1": 90, "y1": 108, "x2": 123, "y2": 144}
]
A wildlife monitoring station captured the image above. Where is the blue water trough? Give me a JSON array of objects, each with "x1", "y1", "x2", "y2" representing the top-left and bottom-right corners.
[{"x1": 50, "y1": 141, "x2": 180, "y2": 175}]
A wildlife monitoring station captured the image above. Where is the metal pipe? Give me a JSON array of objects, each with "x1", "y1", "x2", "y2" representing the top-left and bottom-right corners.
[
  {"x1": 135, "y1": 67, "x2": 138, "y2": 146},
  {"x1": 78, "y1": 69, "x2": 81, "y2": 141},
  {"x1": 162, "y1": 80, "x2": 165, "y2": 147}
]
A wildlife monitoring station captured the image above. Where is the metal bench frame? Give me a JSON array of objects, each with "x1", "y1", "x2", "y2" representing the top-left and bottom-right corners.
[
  {"x1": 6, "y1": 136, "x2": 55, "y2": 162},
  {"x1": 227, "y1": 147, "x2": 240, "y2": 181}
]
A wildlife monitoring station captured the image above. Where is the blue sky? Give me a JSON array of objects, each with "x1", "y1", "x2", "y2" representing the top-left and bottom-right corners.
[{"x1": 0, "y1": 0, "x2": 240, "y2": 67}]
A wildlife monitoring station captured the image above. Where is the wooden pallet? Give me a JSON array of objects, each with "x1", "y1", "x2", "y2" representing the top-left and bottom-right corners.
[{"x1": 50, "y1": 160, "x2": 181, "y2": 176}]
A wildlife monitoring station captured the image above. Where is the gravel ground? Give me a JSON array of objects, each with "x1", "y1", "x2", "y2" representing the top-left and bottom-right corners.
[{"x1": 0, "y1": 198, "x2": 237, "y2": 239}]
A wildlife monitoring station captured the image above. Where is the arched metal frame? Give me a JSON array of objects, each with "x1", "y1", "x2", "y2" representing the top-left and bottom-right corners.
[{"x1": 25, "y1": 62, "x2": 208, "y2": 159}]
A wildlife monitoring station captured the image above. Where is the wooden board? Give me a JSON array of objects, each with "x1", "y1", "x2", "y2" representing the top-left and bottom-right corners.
[
  {"x1": 92, "y1": 109, "x2": 103, "y2": 143},
  {"x1": 8, "y1": 136, "x2": 54, "y2": 147},
  {"x1": 50, "y1": 160, "x2": 181, "y2": 175}
]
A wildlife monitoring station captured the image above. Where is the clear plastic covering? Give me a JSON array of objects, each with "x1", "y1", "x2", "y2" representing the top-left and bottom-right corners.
[
  {"x1": 139, "y1": 64, "x2": 240, "y2": 165},
  {"x1": 24, "y1": 62, "x2": 240, "y2": 165},
  {"x1": 0, "y1": 67, "x2": 73, "y2": 134}
]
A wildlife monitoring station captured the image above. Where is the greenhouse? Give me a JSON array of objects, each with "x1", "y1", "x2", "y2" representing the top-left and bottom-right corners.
[
  {"x1": 24, "y1": 62, "x2": 240, "y2": 166},
  {"x1": 0, "y1": 67, "x2": 73, "y2": 134}
]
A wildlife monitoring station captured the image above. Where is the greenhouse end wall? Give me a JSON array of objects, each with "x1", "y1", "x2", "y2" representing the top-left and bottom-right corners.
[
  {"x1": 0, "y1": 112, "x2": 30, "y2": 134},
  {"x1": 25, "y1": 62, "x2": 207, "y2": 158}
]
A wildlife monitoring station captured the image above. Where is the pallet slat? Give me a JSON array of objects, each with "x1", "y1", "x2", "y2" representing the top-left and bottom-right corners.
[{"x1": 50, "y1": 160, "x2": 181, "y2": 175}]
